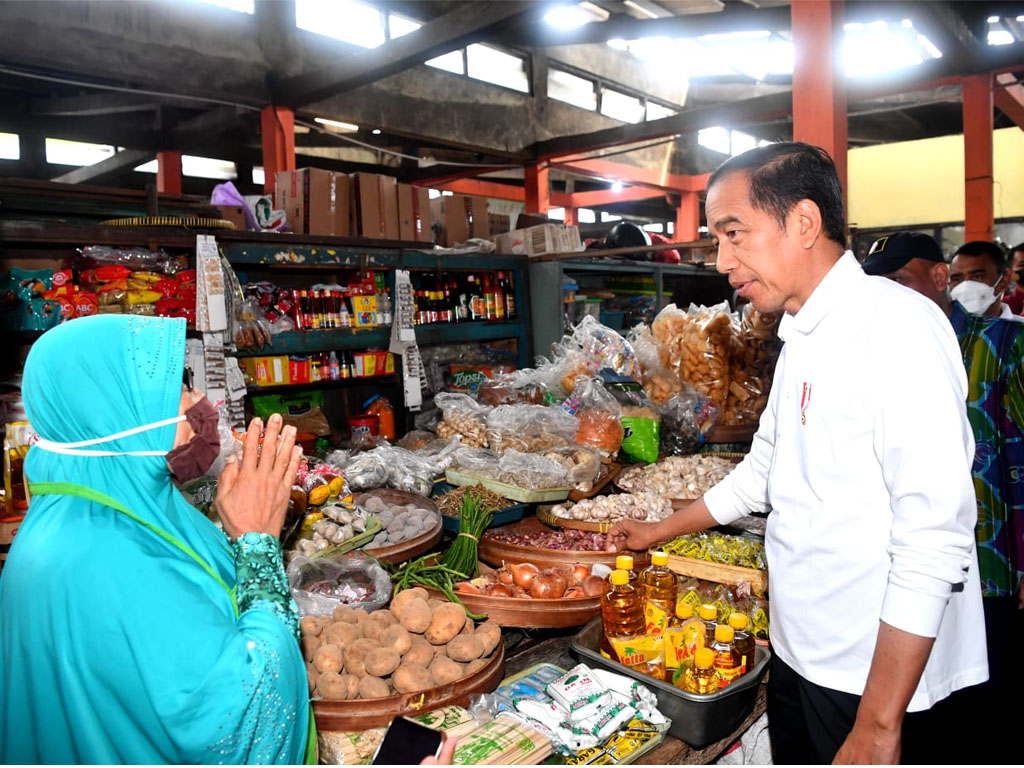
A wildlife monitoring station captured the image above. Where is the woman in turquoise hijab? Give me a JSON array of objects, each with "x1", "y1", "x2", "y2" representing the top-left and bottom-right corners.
[{"x1": 0, "y1": 314, "x2": 313, "y2": 763}]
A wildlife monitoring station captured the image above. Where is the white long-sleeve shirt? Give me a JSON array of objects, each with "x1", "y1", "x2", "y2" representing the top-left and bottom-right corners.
[{"x1": 704, "y1": 252, "x2": 988, "y2": 711}]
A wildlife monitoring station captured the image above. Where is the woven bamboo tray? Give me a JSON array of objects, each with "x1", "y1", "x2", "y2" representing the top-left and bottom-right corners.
[
  {"x1": 479, "y1": 517, "x2": 649, "y2": 571},
  {"x1": 312, "y1": 640, "x2": 505, "y2": 731},
  {"x1": 356, "y1": 489, "x2": 443, "y2": 565},
  {"x1": 536, "y1": 504, "x2": 614, "y2": 533},
  {"x1": 661, "y1": 551, "x2": 768, "y2": 593},
  {"x1": 567, "y1": 461, "x2": 622, "y2": 502}
]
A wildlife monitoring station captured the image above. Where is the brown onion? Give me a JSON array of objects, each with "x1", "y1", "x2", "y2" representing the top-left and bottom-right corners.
[
  {"x1": 497, "y1": 568, "x2": 514, "y2": 586},
  {"x1": 571, "y1": 563, "x2": 590, "y2": 584},
  {"x1": 545, "y1": 569, "x2": 569, "y2": 596},
  {"x1": 487, "y1": 584, "x2": 514, "y2": 597},
  {"x1": 564, "y1": 587, "x2": 585, "y2": 599},
  {"x1": 582, "y1": 575, "x2": 606, "y2": 597},
  {"x1": 510, "y1": 563, "x2": 540, "y2": 589},
  {"x1": 456, "y1": 581, "x2": 483, "y2": 594},
  {"x1": 530, "y1": 573, "x2": 566, "y2": 599}
]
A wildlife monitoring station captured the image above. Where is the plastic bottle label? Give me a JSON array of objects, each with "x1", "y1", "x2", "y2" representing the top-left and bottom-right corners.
[
  {"x1": 644, "y1": 601, "x2": 669, "y2": 634},
  {"x1": 714, "y1": 655, "x2": 742, "y2": 687}
]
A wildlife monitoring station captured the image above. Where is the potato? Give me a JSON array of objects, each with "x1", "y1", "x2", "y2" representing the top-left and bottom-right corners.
[
  {"x1": 340, "y1": 673, "x2": 360, "y2": 700},
  {"x1": 344, "y1": 638, "x2": 379, "y2": 677},
  {"x1": 382, "y1": 625, "x2": 412, "y2": 656},
  {"x1": 332, "y1": 604, "x2": 358, "y2": 624},
  {"x1": 358, "y1": 675, "x2": 391, "y2": 700},
  {"x1": 464, "y1": 658, "x2": 488, "y2": 676},
  {"x1": 474, "y1": 620, "x2": 502, "y2": 657},
  {"x1": 392, "y1": 663, "x2": 433, "y2": 694},
  {"x1": 362, "y1": 612, "x2": 393, "y2": 642},
  {"x1": 300, "y1": 616, "x2": 323, "y2": 637},
  {"x1": 399, "y1": 598, "x2": 432, "y2": 634},
  {"x1": 429, "y1": 656, "x2": 465, "y2": 686},
  {"x1": 316, "y1": 670, "x2": 349, "y2": 700},
  {"x1": 301, "y1": 633, "x2": 322, "y2": 662},
  {"x1": 427, "y1": 598, "x2": 446, "y2": 612},
  {"x1": 324, "y1": 622, "x2": 359, "y2": 650},
  {"x1": 433, "y1": 643, "x2": 449, "y2": 658},
  {"x1": 370, "y1": 608, "x2": 398, "y2": 627},
  {"x1": 314, "y1": 616, "x2": 332, "y2": 635},
  {"x1": 352, "y1": 608, "x2": 370, "y2": 624},
  {"x1": 390, "y1": 587, "x2": 429, "y2": 621},
  {"x1": 459, "y1": 620, "x2": 475, "y2": 636},
  {"x1": 404, "y1": 637, "x2": 435, "y2": 667},
  {"x1": 306, "y1": 663, "x2": 318, "y2": 695},
  {"x1": 425, "y1": 603, "x2": 466, "y2": 645},
  {"x1": 446, "y1": 635, "x2": 484, "y2": 663},
  {"x1": 364, "y1": 648, "x2": 401, "y2": 678},
  {"x1": 313, "y1": 644, "x2": 344, "y2": 675}
]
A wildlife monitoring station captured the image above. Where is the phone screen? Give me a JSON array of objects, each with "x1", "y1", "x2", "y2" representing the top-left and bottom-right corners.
[{"x1": 371, "y1": 717, "x2": 444, "y2": 765}]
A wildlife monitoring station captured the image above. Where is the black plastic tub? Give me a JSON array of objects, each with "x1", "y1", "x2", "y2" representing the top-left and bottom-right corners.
[{"x1": 570, "y1": 618, "x2": 771, "y2": 748}]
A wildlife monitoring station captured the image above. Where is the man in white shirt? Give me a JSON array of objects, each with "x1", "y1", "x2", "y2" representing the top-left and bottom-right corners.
[
  {"x1": 949, "y1": 240, "x2": 1024, "y2": 323},
  {"x1": 609, "y1": 142, "x2": 987, "y2": 764}
]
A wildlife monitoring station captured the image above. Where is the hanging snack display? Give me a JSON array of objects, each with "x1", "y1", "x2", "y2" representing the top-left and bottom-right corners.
[
  {"x1": 723, "y1": 307, "x2": 783, "y2": 426},
  {"x1": 652, "y1": 303, "x2": 733, "y2": 410}
]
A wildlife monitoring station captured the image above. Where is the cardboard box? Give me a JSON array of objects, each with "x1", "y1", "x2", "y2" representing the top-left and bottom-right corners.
[
  {"x1": 351, "y1": 173, "x2": 399, "y2": 240},
  {"x1": 274, "y1": 168, "x2": 351, "y2": 236},
  {"x1": 398, "y1": 184, "x2": 433, "y2": 242},
  {"x1": 488, "y1": 213, "x2": 511, "y2": 237},
  {"x1": 217, "y1": 205, "x2": 248, "y2": 231},
  {"x1": 448, "y1": 364, "x2": 514, "y2": 395},
  {"x1": 288, "y1": 356, "x2": 311, "y2": 385},
  {"x1": 431, "y1": 195, "x2": 490, "y2": 246},
  {"x1": 493, "y1": 223, "x2": 582, "y2": 257},
  {"x1": 351, "y1": 295, "x2": 379, "y2": 327},
  {"x1": 241, "y1": 355, "x2": 289, "y2": 387}
]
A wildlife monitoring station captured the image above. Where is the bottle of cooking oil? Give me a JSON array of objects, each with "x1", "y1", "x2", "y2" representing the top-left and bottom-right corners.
[
  {"x1": 641, "y1": 551, "x2": 676, "y2": 634},
  {"x1": 615, "y1": 554, "x2": 643, "y2": 596},
  {"x1": 665, "y1": 603, "x2": 706, "y2": 674},
  {"x1": 601, "y1": 569, "x2": 645, "y2": 660},
  {"x1": 680, "y1": 647, "x2": 720, "y2": 694},
  {"x1": 728, "y1": 613, "x2": 755, "y2": 676},
  {"x1": 711, "y1": 624, "x2": 742, "y2": 687},
  {"x1": 698, "y1": 603, "x2": 719, "y2": 647}
]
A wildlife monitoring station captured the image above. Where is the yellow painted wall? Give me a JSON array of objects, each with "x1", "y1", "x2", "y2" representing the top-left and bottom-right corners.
[{"x1": 847, "y1": 127, "x2": 1024, "y2": 229}]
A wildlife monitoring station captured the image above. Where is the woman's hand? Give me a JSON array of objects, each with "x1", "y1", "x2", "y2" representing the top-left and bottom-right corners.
[{"x1": 215, "y1": 413, "x2": 302, "y2": 540}]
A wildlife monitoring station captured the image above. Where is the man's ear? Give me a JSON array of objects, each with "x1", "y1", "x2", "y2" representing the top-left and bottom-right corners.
[
  {"x1": 790, "y1": 199, "x2": 823, "y2": 249},
  {"x1": 931, "y1": 262, "x2": 949, "y2": 292}
]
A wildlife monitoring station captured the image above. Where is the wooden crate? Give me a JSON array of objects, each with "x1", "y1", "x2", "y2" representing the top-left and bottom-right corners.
[{"x1": 661, "y1": 552, "x2": 768, "y2": 593}]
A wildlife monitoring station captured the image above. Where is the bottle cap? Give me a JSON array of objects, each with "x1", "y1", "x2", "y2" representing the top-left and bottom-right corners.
[
  {"x1": 715, "y1": 624, "x2": 735, "y2": 643},
  {"x1": 610, "y1": 569, "x2": 629, "y2": 586},
  {"x1": 651, "y1": 551, "x2": 669, "y2": 566},
  {"x1": 615, "y1": 555, "x2": 634, "y2": 571},
  {"x1": 675, "y1": 603, "x2": 694, "y2": 619},
  {"x1": 729, "y1": 613, "x2": 749, "y2": 631},
  {"x1": 694, "y1": 647, "x2": 716, "y2": 669},
  {"x1": 698, "y1": 604, "x2": 718, "y2": 621}
]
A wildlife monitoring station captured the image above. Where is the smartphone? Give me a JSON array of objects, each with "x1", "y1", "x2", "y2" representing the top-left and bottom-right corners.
[{"x1": 371, "y1": 717, "x2": 444, "y2": 765}]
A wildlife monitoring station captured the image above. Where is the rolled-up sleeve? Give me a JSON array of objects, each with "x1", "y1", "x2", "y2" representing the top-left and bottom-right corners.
[
  {"x1": 704, "y1": 364, "x2": 779, "y2": 525},
  {"x1": 875, "y1": 317, "x2": 978, "y2": 638}
]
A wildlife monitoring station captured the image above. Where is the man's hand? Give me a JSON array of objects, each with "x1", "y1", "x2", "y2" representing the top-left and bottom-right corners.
[
  {"x1": 215, "y1": 413, "x2": 302, "y2": 540},
  {"x1": 607, "y1": 519, "x2": 662, "y2": 553},
  {"x1": 832, "y1": 721, "x2": 900, "y2": 764}
]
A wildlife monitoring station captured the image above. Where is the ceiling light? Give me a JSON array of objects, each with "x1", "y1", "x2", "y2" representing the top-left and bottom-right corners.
[
  {"x1": 611, "y1": 181, "x2": 623, "y2": 193},
  {"x1": 901, "y1": 19, "x2": 913, "y2": 28},
  {"x1": 314, "y1": 117, "x2": 359, "y2": 132},
  {"x1": 607, "y1": 38, "x2": 629, "y2": 51},
  {"x1": 544, "y1": 5, "x2": 592, "y2": 29},
  {"x1": 987, "y1": 15, "x2": 1000, "y2": 23},
  {"x1": 372, "y1": 129, "x2": 382, "y2": 135}
]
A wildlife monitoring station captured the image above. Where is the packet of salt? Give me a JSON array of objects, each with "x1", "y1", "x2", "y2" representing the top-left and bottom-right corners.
[{"x1": 546, "y1": 664, "x2": 610, "y2": 723}]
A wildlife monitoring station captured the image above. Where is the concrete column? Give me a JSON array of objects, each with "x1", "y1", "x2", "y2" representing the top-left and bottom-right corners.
[
  {"x1": 260, "y1": 105, "x2": 295, "y2": 194},
  {"x1": 156, "y1": 151, "x2": 182, "y2": 195},
  {"x1": 791, "y1": 0, "x2": 848, "y2": 196},
  {"x1": 963, "y1": 73, "x2": 995, "y2": 242}
]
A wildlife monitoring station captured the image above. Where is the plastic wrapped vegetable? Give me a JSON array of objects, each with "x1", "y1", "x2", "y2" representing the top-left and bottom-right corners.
[
  {"x1": 485, "y1": 403, "x2": 578, "y2": 454},
  {"x1": 571, "y1": 377, "x2": 624, "y2": 457},
  {"x1": 287, "y1": 551, "x2": 391, "y2": 616}
]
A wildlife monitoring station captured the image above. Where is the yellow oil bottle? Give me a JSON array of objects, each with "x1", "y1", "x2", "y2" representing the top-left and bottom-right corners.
[
  {"x1": 680, "y1": 647, "x2": 720, "y2": 694},
  {"x1": 698, "y1": 603, "x2": 719, "y2": 646},
  {"x1": 601, "y1": 569, "x2": 645, "y2": 661},
  {"x1": 665, "y1": 603, "x2": 706, "y2": 675},
  {"x1": 711, "y1": 624, "x2": 742, "y2": 687},
  {"x1": 615, "y1": 554, "x2": 643, "y2": 597},
  {"x1": 641, "y1": 551, "x2": 677, "y2": 634},
  {"x1": 728, "y1": 613, "x2": 755, "y2": 676}
]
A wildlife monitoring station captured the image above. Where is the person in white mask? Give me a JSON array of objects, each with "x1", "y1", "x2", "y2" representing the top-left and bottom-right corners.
[{"x1": 949, "y1": 240, "x2": 1024, "y2": 323}]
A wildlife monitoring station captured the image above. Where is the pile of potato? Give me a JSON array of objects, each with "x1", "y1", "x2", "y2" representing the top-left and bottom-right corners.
[{"x1": 302, "y1": 588, "x2": 502, "y2": 700}]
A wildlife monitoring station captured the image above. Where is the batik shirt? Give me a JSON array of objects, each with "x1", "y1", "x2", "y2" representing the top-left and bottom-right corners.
[{"x1": 950, "y1": 301, "x2": 1024, "y2": 598}]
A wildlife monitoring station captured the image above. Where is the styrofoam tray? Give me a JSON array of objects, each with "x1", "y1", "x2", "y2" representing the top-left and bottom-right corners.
[{"x1": 445, "y1": 468, "x2": 571, "y2": 503}]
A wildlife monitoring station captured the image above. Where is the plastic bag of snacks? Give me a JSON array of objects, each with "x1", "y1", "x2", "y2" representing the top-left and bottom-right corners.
[
  {"x1": 569, "y1": 377, "x2": 624, "y2": 457},
  {"x1": 628, "y1": 323, "x2": 681, "y2": 405},
  {"x1": 287, "y1": 550, "x2": 391, "y2": 616},
  {"x1": 485, "y1": 403, "x2": 579, "y2": 454},
  {"x1": 652, "y1": 303, "x2": 733, "y2": 410},
  {"x1": 658, "y1": 386, "x2": 720, "y2": 456},
  {"x1": 496, "y1": 449, "x2": 570, "y2": 490},
  {"x1": 435, "y1": 393, "x2": 491, "y2": 448},
  {"x1": 723, "y1": 306, "x2": 783, "y2": 426},
  {"x1": 477, "y1": 368, "x2": 545, "y2": 406},
  {"x1": 607, "y1": 377, "x2": 661, "y2": 464}
]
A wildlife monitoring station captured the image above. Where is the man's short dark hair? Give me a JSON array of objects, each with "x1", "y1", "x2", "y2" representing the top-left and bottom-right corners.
[
  {"x1": 1011, "y1": 241, "x2": 1024, "y2": 255},
  {"x1": 954, "y1": 240, "x2": 1007, "y2": 273},
  {"x1": 706, "y1": 141, "x2": 846, "y2": 247}
]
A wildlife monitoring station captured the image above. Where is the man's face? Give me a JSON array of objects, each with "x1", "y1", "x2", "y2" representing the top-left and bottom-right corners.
[
  {"x1": 1012, "y1": 249, "x2": 1024, "y2": 283},
  {"x1": 706, "y1": 172, "x2": 810, "y2": 315},
  {"x1": 881, "y1": 259, "x2": 949, "y2": 307},
  {"x1": 949, "y1": 252, "x2": 1007, "y2": 299}
]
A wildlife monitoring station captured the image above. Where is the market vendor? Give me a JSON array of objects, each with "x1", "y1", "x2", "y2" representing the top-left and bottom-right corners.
[
  {"x1": 0, "y1": 315, "x2": 311, "y2": 763},
  {"x1": 609, "y1": 142, "x2": 987, "y2": 765}
]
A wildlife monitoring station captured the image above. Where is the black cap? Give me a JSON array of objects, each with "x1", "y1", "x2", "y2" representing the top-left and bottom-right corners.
[{"x1": 862, "y1": 232, "x2": 945, "y2": 275}]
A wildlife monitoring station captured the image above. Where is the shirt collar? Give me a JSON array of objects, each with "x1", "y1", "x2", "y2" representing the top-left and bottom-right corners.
[{"x1": 778, "y1": 251, "x2": 857, "y2": 341}]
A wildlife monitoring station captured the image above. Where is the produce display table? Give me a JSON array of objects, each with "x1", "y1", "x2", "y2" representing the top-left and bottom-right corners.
[{"x1": 502, "y1": 629, "x2": 769, "y2": 766}]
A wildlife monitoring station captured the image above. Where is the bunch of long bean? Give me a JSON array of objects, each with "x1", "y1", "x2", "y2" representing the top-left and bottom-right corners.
[
  {"x1": 389, "y1": 552, "x2": 485, "y2": 620},
  {"x1": 441, "y1": 491, "x2": 494, "y2": 579}
]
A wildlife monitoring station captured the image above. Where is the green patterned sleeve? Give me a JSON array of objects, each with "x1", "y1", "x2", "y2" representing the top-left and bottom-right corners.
[{"x1": 231, "y1": 532, "x2": 301, "y2": 641}]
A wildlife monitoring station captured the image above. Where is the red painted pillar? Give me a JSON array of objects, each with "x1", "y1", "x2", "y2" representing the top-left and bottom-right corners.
[
  {"x1": 791, "y1": 0, "x2": 848, "y2": 198},
  {"x1": 675, "y1": 191, "x2": 700, "y2": 241},
  {"x1": 563, "y1": 207, "x2": 578, "y2": 226},
  {"x1": 156, "y1": 151, "x2": 182, "y2": 195},
  {"x1": 963, "y1": 73, "x2": 995, "y2": 242},
  {"x1": 524, "y1": 164, "x2": 550, "y2": 214},
  {"x1": 261, "y1": 105, "x2": 295, "y2": 194}
]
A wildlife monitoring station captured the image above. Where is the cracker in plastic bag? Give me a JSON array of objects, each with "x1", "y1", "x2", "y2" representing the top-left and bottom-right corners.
[
  {"x1": 723, "y1": 306, "x2": 782, "y2": 426},
  {"x1": 436, "y1": 392, "x2": 491, "y2": 448},
  {"x1": 652, "y1": 303, "x2": 732, "y2": 409}
]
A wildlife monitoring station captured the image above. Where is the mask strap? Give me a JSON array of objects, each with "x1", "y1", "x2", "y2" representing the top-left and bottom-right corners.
[{"x1": 33, "y1": 413, "x2": 186, "y2": 457}]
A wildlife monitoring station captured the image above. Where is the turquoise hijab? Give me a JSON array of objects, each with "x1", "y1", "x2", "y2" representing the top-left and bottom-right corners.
[{"x1": 0, "y1": 315, "x2": 309, "y2": 764}]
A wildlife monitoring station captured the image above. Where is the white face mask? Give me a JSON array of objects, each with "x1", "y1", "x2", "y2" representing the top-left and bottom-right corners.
[
  {"x1": 950, "y1": 280, "x2": 999, "y2": 315},
  {"x1": 34, "y1": 414, "x2": 186, "y2": 457}
]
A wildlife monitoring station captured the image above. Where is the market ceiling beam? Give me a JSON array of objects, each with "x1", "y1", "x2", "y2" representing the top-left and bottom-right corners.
[
  {"x1": 272, "y1": 1, "x2": 539, "y2": 108},
  {"x1": 551, "y1": 156, "x2": 709, "y2": 193},
  {"x1": 31, "y1": 92, "x2": 160, "y2": 117},
  {"x1": 49, "y1": 148, "x2": 154, "y2": 185},
  {"x1": 993, "y1": 72, "x2": 1024, "y2": 131}
]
